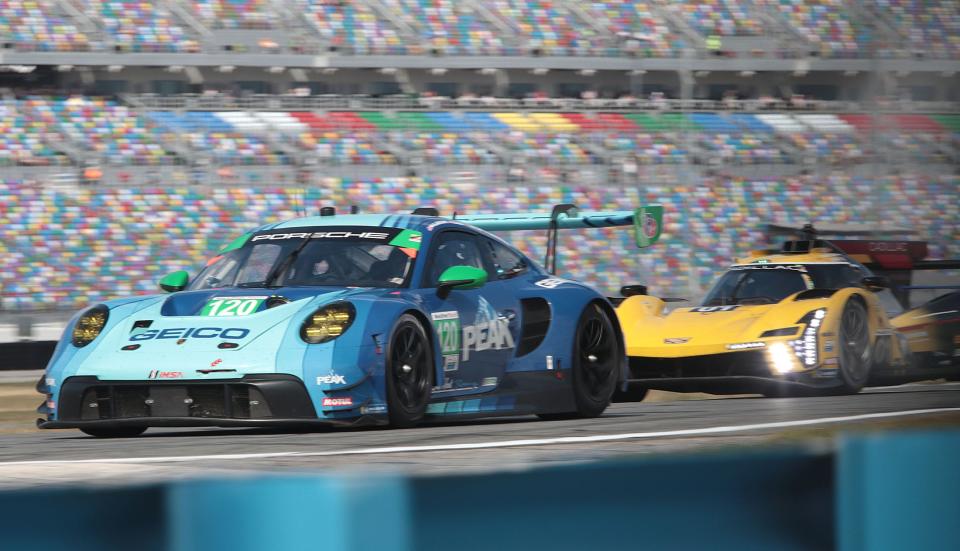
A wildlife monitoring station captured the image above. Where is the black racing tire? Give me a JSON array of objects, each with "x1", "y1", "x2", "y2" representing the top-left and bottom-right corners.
[
  {"x1": 830, "y1": 298, "x2": 873, "y2": 395},
  {"x1": 871, "y1": 333, "x2": 892, "y2": 375},
  {"x1": 612, "y1": 385, "x2": 649, "y2": 403},
  {"x1": 80, "y1": 426, "x2": 147, "y2": 438},
  {"x1": 385, "y1": 314, "x2": 433, "y2": 428},
  {"x1": 539, "y1": 302, "x2": 622, "y2": 420}
]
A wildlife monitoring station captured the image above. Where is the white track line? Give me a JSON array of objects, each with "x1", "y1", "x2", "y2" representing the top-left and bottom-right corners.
[
  {"x1": 865, "y1": 382, "x2": 960, "y2": 392},
  {"x1": 2, "y1": 407, "x2": 960, "y2": 467}
]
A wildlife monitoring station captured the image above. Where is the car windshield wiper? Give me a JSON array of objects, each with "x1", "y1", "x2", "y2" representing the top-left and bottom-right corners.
[{"x1": 263, "y1": 237, "x2": 314, "y2": 288}]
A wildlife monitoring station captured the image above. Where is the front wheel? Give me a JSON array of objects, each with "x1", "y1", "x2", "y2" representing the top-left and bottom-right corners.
[
  {"x1": 80, "y1": 426, "x2": 147, "y2": 438},
  {"x1": 831, "y1": 298, "x2": 872, "y2": 395},
  {"x1": 540, "y1": 303, "x2": 622, "y2": 419},
  {"x1": 385, "y1": 314, "x2": 433, "y2": 428}
]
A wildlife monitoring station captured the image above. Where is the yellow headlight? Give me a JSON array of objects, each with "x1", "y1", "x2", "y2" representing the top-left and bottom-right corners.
[
  {"x1": 71, "y1": 305, "x2": 109, "y2": 347},
  {"x1": 301, "y1": 303, "x2": 355, "y2": 344}
]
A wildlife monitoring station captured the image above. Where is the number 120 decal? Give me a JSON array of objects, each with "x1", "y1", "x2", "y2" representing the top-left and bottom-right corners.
[
  {"x1": 201, "y1": 297, "x2": 266, "y2": 317},
  {"x1": 431, "y1": 311, "x2": 462, "y2": 372}
]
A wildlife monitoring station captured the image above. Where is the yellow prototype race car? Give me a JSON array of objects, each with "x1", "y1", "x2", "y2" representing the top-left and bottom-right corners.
[{"x1": 616, "y1": 239, "x2": 915, "y2": 398}]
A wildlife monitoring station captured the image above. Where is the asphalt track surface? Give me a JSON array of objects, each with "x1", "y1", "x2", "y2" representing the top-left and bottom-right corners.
[{"x1": 1, "y1": 383, "x2": 958, "y2": 488}]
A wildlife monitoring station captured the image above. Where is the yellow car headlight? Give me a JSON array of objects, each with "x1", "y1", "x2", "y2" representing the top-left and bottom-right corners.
[
  {"x1": 300, "y1": 302, "x2": 355, "y2": 344},
  {"x1": 767, "y1": 342, "x2": 796, "y2": 373},
  {"x1": 71, "y1": 305, "x2": 109, "y2": 347}
]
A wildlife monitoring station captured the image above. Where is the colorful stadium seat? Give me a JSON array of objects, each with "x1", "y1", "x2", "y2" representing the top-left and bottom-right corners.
[
  {"x1": 89, "y1": 0, "x2": 192, "y2": 53},
  {"x1": 1, "y1": 174, "x2": 957, "y2": 311}
]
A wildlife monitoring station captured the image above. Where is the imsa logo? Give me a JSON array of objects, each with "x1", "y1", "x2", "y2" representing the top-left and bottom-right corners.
[{"x1": 148, "y1": 371, "x2": 183, "y2": 379}]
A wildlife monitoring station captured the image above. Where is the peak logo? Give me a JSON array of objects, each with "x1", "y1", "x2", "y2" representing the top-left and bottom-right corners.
[
  {"x1": 316, "y1": 374, "x2": 347, "y2": 385},
  {"x1": 130, "y1": 327, "x2": 250, "y2": 342},
  {"x1": 462, "y1": 317, "x2": 514, "y2": 361}
]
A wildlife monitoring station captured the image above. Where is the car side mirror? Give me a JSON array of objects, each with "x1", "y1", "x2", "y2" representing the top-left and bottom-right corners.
[
  {"x1": 620, "y1": 285, "x2": 648, "y2": 297},
  {"x1": 159, "y1": 271, "x2": 190, "y2": 293},
  {"x1": 437, "y1": 266, "x2": 487, "y2": 299},
  {"x1": 861, "y1": 276, "x2": 889, "y2": 292}
]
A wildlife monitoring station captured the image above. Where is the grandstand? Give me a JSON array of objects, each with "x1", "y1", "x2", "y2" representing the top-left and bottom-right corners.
[
  {"x1": 0, "y1": 1, "x2": 956, "y2": 59},
  {"x1": 2, "y1": 172, "x2": 958, "y2": 312},
  {"x1": 1, "y1": 96, "x2": 956, "y2": 176},
  {"x1": 0, "y1": 0, "x2": 957, "y2": 318}
]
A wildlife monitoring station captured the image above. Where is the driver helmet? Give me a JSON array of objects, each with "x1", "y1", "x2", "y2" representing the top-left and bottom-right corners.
[{"x1": 312, "y1": 258, "x2": 330, "y2": 276}]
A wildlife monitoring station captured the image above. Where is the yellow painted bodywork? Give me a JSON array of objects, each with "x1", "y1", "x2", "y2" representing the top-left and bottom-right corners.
[
  {"x1": 617, "y1": 250, "x2": 908, "y2": 375},
  {"x1": 891, "y1": 308, "x2": 937, "y2": 354}
]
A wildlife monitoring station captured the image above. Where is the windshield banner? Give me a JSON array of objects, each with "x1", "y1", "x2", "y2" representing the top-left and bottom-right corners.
[{"x1": 251, "y1": 226, "x2": 405, "y2": 242}]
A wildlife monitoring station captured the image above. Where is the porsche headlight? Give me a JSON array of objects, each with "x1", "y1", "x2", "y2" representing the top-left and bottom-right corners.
[
  {"x1": 71, "y1": 305, "x2": 109, "y2": 347},
  {"x1": 300, "y1": 302, "x2": 355, "y2": 344}
]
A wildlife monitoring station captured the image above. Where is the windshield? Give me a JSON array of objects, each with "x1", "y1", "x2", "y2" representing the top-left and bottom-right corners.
[
  {"x1": 702, "y1": 263, "x2": 865, "y2": 305},
  {"x1": 188, "y1": 226, "x2": 419, "y2": 290}
]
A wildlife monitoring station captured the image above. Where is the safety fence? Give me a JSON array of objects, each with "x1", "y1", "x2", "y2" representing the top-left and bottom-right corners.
[{"x1": 0, "y1": 428, "x2": 956, "y2": 550}]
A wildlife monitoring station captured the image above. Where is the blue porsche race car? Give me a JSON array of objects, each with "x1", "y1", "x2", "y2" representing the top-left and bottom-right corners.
[{"x1": 37, "y1": 206, "x2": 660, "y2": 437}]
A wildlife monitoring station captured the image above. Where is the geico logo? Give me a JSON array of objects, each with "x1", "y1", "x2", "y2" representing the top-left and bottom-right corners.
[
  {"x1": 129, "y1": 327, "x2": 250, "y2": 341},
  {"x1": 462, "y1": 319, "x2": 515, "y2": 361},
  {"x1": 868, "y1": 242, "x2": 907, "y2": 252}
]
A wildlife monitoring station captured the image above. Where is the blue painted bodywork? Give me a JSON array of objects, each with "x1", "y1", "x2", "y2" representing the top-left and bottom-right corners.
[{"x1": 42, "y1": 214, "x2": 614, "y2": 425}]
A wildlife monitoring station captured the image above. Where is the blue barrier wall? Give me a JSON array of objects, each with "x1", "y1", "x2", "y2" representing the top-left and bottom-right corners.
[
  {"x1": 838, "y1": 431, "x2": 960, "y2": 551},
  {"x1": 1, "y1": 429, "x2": 957, "y2": 551}
]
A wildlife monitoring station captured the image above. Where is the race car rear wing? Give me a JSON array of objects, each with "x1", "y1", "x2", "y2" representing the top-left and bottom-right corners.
[
  {"x1": 773, "y1": 225, "x2": 960, "y2": 308},
  {"x1": 457, "y1": 204, "x2": 663, "y2": 273},
  {"x1": 420, "y1": 204, "x2": 663, "y2": 274}
]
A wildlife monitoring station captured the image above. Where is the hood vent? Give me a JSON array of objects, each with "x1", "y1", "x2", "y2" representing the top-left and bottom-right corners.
[
  {"x1": 794, "y1": 289, "x2": 838, "y2": 301},
  {"x1": 265, "y1": 296, "x2": 290, "y2": 309}
]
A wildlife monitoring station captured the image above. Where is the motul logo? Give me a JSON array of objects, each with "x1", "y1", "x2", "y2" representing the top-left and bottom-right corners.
[{"x1": 322, "y1": 397, "x2": 353, "y2": 407}]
